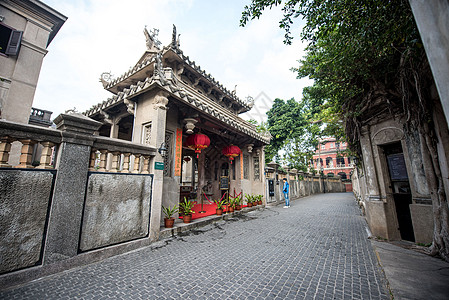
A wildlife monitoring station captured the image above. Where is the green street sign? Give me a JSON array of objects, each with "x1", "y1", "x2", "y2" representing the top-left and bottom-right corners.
[{"x1": 155, "y1": 162, "x2": 164, "y2": 170}]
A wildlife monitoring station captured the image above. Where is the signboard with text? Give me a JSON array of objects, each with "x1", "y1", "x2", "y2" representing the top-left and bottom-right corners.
[{"x1": 174, "y1": 128, "x2": 183, "y2": 176}]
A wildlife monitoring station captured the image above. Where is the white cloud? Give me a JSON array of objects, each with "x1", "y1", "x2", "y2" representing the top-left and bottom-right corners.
[{"x1": 34, "y1": 0, "x2": 312, "y2": 120}]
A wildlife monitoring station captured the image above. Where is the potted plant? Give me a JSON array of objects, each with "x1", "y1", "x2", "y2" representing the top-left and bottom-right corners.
[
  {"x1": 214, "y1": 199, "x2": 226, "y2": 215},
  {"x1": 179, "y1": 197, "x2": 195, "y2": 223},
  {"x1": 234, "y1": 194, "x2": 242, "y2": 210},
  {"x1": 162, "y1": 205, "x2": 178, "y2": 228},
  {"x1": 256, "y1": 194, "x2": 263, "y2": 205},
  {"x1": 228, "y1": 196, "x2": 235, "y2": 213},
  {"x1": 245, "y1": 194, "x2": 253, "y2": 207}
]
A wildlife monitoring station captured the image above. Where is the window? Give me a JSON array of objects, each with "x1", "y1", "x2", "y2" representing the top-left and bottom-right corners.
[
  {"x1": 243, "y1": 154, "x2": 249, "y2": 179},
  {"x1": 163, "y1": 131, "x2": 173, "y2": 177},
  {"x1": 0, "y1": 24, "x2": 22, "y2": 56},
  {"x1": 320, "y1": 144, "x2": 325, "y2": 150},
  {"x1": 254, "y1": 156, "x2": 260, "y2": 180},
  {"x1": 143, "y1": 122, "x2": 152, "y2": 145}
]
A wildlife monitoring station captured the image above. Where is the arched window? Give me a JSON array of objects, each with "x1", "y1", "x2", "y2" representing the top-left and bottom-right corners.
[
  {"x1": 326, "y1": 157, "x2": 333, "y2": 168},
  {"x1": 338, "y1": 172, "x2": 347, "y2": 179},
  {"x1": 336, "y1": 156, "x2": 345, "y2": 167}
]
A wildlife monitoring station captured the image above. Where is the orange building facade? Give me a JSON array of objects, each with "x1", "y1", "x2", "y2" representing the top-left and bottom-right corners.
[{"x1": 312, "y1": 137, "x2": 355, "y2": 190}]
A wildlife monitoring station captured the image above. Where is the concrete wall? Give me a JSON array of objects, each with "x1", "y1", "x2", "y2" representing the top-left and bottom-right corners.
[{"x1": 265, "y1": 163, "x2": 347, "y2": 205}]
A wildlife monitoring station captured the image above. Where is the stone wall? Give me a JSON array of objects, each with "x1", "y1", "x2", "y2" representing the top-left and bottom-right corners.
[
  {"x1": 0, "y1": 169, "x2": 55, "y2": 274},
  {"x1": 0, "y1": 114, "x2": 156, "y2": 288},
  {"x1": 264, "y1": 163, "x2": 347, "y2": 205}
]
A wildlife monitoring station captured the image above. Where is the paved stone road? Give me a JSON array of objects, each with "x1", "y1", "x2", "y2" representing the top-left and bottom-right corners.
[{"x1": 1, "y1": 193, "x2": 388, "y2": 299}]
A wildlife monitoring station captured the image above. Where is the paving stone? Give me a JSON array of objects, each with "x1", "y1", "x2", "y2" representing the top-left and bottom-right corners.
[{"x1": 0, "y1": 193, "x2": 388, "y2": 299}]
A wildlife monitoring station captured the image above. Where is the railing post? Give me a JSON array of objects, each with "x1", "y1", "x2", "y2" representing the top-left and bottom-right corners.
[
  {"x1": 17, "y1": 139, "x2": 36, "y2": 168},
  {"x1": 141, "y1": 155, "x2": 150, "y2": 174},
  {"x1": 97, "y1": 149, "x2": 108, "y2": 172},
  {"x1": 132, "y1": 154, "x2": 141, "y2": 174},
  {"x1": 37, "y1": 141, "x2": 55, "y2": 169},
  {"x1": 121, "y1": 153, "x2": 131, "y2": 173},
  {"x1": 0, "y1": 137, "x2": 13, "y2": 167},
  {"x1": 110, "y1": 151, "x2": 120, "y2": 172},
  {"x1": 89, "y1": 149, "x2": 97, "y2": 171}
]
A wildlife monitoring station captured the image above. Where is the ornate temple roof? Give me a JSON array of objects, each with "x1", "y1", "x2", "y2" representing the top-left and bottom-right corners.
[{"x1": 84, "y1": 26, "x2": 269, "y2": 144}]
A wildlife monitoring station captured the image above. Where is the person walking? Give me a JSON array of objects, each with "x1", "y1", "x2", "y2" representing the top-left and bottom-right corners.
[{"x1": 283, "y1": 178, "x2": 290, "y2": 208}]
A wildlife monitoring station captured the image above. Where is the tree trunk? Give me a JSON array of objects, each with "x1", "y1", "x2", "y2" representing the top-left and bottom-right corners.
[{"x1": 418, "y1": 122, "x2": 449, "y2": 261}]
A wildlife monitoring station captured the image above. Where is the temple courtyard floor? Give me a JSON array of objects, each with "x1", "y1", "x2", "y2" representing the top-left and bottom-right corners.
[{"x1": 2, "y1": 192, "x2": 448, "y2": 299}]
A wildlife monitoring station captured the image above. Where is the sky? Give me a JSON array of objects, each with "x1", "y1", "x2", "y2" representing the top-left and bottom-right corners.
[{"x1": 35, "y1": 0, "x2": 312, "y2": 123}]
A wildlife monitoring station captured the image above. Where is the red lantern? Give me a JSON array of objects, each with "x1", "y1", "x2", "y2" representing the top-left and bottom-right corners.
[
  {"x1": 222, "y1": 145, "x2": 241, "y2": 164},
  {"x1": 185, "y1": 133, "x2": 210, "y2": 158}
]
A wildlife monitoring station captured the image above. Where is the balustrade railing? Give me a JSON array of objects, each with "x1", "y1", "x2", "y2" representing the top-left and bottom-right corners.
[
  {"x1": 89, "y1": 136, "x2": 155, "y2": 174},
  {"x1": 0, "y1": 120, "x2": 61, "y2": 169}
]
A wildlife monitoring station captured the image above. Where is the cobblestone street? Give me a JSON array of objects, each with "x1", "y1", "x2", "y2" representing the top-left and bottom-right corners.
[{"x1": 1, "y1": 193, "x2": 389, "y2": 299}]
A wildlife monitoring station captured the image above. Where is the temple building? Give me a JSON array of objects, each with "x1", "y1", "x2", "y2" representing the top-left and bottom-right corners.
[{"x1": 83, "y1": 26, "x2": 271, "y2": 224}]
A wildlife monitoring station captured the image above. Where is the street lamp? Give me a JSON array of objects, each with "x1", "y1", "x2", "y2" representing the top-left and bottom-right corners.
[{"x1": 158, "y1": 142, "x2": 167, "y2": 157}]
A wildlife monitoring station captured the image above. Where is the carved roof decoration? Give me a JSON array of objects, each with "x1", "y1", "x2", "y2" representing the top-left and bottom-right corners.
[{"x1": 84, "y1": 26, "x2": 268, "y2": 144}]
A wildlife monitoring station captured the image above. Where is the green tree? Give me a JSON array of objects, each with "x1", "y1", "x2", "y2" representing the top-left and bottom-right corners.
[
  {"x1": 241, "y1": 0, "x2": 448, "y2": 261},
  {"x1": 264, "y1": 98, "x2": 320, "y2": 171}
]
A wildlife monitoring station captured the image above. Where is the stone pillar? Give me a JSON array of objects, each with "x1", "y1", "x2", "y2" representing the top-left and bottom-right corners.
[
  {"x1": 43, "y1": 113, "x2": 101, "y2": 264},
  {"x1": 196, "y1": 152, "x2": 205, "y2": 204},
  {"x1": 360, "y1": 126, "x2": 381, "y2": 199},
  {"x1": 148, "y1": 91, "x2": 169, "y2": 241}
]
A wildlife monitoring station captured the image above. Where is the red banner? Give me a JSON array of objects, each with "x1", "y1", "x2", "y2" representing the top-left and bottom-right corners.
[
  {"x1": 174, "y1": 128, "x2": 183, "y2": 176},
  {"x1": 240, "y1": 152, "x2": 244, "y2": 180}
]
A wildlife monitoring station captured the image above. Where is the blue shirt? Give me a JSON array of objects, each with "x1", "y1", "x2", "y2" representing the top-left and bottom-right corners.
[{"x1": 283, "y1": 181, "x2": 289, "y2": 193}]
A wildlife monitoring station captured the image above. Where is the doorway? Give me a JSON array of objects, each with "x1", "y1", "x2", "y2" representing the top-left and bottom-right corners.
[{"x1": 384, "y1": 142, "x2": 415, "y2": 241}]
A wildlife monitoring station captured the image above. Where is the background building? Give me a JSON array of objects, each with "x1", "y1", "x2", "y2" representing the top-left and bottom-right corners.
[
  {"x1": 312, "y1": 137, "x2": 355, "y2": 179},
  {"x1": 0, "y1": 0, "x2": 66, "y2": 124}
]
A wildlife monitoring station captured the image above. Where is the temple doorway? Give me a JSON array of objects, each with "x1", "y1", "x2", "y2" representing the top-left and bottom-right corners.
[{"x1": 384, "y1": 142, "x2": 415, "y2": 242}]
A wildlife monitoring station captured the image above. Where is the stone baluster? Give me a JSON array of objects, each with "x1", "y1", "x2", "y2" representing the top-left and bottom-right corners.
[
  {"x1": 89, "y1": 149, "x2": 97, "y2": 171},
  {"x1": 121, "y1": 153, "x2": 131, "y2": 173},
  {"x1": 0, "y1": 137, "x2": 13, "y2": 168},
  {"x1": 132, "y1": 154, "x2": 141, "y2": 174},
  {"x1": 97, "y1": 150, "x2": 108, "y2": 172},
  {"x1": 141, "y1": 155, "x2": 150, "y2": 174},
  {"x1": 37, "y1": 141, "x2": 55, "y2": 169},
  {"x1": 17, "y1": 139, "x2": 36, "y2": 168},
  {"x1": 110, "y1": 152, "x2": 120, "y2": 173}
]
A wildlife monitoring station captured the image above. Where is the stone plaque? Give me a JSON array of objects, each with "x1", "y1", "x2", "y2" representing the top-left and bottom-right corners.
[
  {"x1": 0, "y1": 169, "x2": 54, "y2": 273},
  {"x1": 80, "y1": 173, "x2": 152, "y2": 251}
]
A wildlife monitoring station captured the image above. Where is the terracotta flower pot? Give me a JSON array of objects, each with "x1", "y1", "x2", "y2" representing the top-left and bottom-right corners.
[
  {"x1": 183, "y1": 214, "x2": 192, "y2": 223},
  {"x1": 235, "y1": 205, "x2": 241, "y2": 211},
  {"x1": 164, "y1": 218, "x2": 175, "y2": 228},
  {"x1": 248, "y1": 202, "x2": 253, "y2": 207},
  {"x1": 216, "y1": 209, "x2": 223, "y2": 215},
  {"x1": 258, "y1": 201, "x2": 262, "y2": 205},
  {"x1": 228, "y1": 207, "x2": 234, "y2": 213}
]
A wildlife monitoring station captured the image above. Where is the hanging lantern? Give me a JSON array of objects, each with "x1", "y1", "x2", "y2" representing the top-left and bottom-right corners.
[
  {"x1": 185, "y1": 133, "x2": 210, "y2": 158},
  {"x1": 222, "y1": 145, "x2": 241, "y2": 164}
]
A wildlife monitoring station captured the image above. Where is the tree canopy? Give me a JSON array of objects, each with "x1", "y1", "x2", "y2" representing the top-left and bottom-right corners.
[
  {"x1": 241, "y1": 0, "x2": 429, "y2": 156},
  {"x1": 263, "y1": 98, "x2": 320, "y2": 171},
  {"x1": 241, "y1": 0, "x2": 448, "y2": 261}
]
